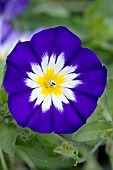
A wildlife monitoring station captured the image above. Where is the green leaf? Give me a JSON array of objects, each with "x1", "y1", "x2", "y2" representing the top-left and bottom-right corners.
[
  {"x1": 98, "y1": 90, "x2": 112, "y2": 121},
  {"x1": 78, "y1": 139, "x2": 103, "y2": 164},
  {"x1": 29, "y1": 156, "x2": 73, "y2": 170},
  {"x1": 0, "y1": 123, "x2": 18, "y2": 155},
  {"x1": 72, "y1": 121, "x2": 112, "y2": 142},
  {"x1": 16, "y1": 137, "x2": 47, "y2": 162},
  {"x1": 37, "y1": 133, "x2": 66, "y2": 148},
  {"x1": 0, "y1": 61, "x2": 5, "y2": 88},
  {"x1": 87, "y1": 106, "x2": 103, "y2": 123},
  {"x1": 107, "y1": 78, "x2": 113, "y2": 117},
  {"x1": 0, "y1": 87, "x2": 8, "y2": 105}
]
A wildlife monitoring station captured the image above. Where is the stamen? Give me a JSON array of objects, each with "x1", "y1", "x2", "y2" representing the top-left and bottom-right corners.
[{"x1": 48, "y1": 80, "x2": 56, "y2": 87}]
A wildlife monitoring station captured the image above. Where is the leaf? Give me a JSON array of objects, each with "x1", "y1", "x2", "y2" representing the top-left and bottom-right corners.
[
  {"x1": 98, "y1": 89, "x2": 112, "y2": 121},
  {"x1": 107, "y1": 78, "x2": 113, "y2": 117},
  {"x1": 72, "y1": 121, "x2": 112, "y2": 142},
  {"x1": 37, "y1": 133, "x2": 66, "y2": 148},
  {"x1": 30, "y1": 156, "x2": 73, "y2": 170},
  {"x1": 87, "y1": 106, "x2": 103, "y2": 123},
  {"x1": 0, "y1": 123, "x2": 18, "y2": 155},
  {"x1": 78, "y1": 139, "x2": 103, "y2": 164},
  {"x1": 16, "y1": 137, "x2": 47, "y2": 162},
  {"x1": 33, "y1": 3, "x2": 70, "y2": 18},
  {"x1": 0, "y1": 61, "x2": 5, "y2": 88},
  {"x1": 0, "y1": 87, "x2": 8, "y2": 105}
]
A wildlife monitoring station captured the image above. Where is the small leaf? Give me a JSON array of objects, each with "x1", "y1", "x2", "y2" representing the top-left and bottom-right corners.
[
  {"x1": 72, "y1": 121, "x2": 112, "y2": 142},
  {"x1": 16, "y1": 137, "x2": 47, "y2": 162},
  {"x1": 0, "y1": 61, "x2": 5, "y2": 88},
  {"x1": 98, "y1": 89, "x2": 112, "y2": 121},
  {"x1": 0, "y1": 123, "x2": 18, "y2": 155},
  {"x1": 0, "y1": 87, "x2": 8, "y2": 105},
  {"x1": 37, "y1": 133, "x2": 66, "y2": 148},
  {"x1": 107, "y1": 78, "x2": 113, "y2": 117}
]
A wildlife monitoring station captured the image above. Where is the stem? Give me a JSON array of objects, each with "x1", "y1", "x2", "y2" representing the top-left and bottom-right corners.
[
  {"x1": 0, "y1": 147, "x2": 8, "y2": 170},
  {"x1": 9, "y1": 155, "x2": 14, "y2": 170},
  {"x1": 78, "y1": 139, "x2": 104, "y2": 164}
]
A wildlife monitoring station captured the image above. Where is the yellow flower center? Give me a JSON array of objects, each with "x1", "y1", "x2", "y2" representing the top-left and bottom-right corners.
[{"x1": 35, "y1": 68, "x2": 66, "y2": 97}]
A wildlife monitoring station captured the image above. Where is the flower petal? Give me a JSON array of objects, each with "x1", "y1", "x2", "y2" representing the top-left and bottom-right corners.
[
  {"x1": 54, "y1": 52, "x2": 65, "y2": 74},
  {"x1": 31, "y1": 63, "x2": 43, "y2": 76},
  {"x1": 52, "y1": 94, "x2": 63, "y2": 112},
  {"x1": 8, "y1": 90, "x2": 36, "y2": 127},
  {"x1": 62, "y1": 80, "x2": 82, "y2": 88},
  {"x1": 25, "y1": 78, "x2": 39, "y2": 88},
  {"x1": 53, "y1": 89, "x2": 98, "y2": 133},
  {"x1": 41, "y1": 53, "x2": 49, "y2": 73},
  {"x1": 75, "y1": 66, "x2": 107, "y2": 97},
  {"x1": 6, "y1": 41, "x2": 38, "y2": 75},
  {"x1": 4, "y1": 65, "x2": 29, "y2": 94},
  {"x1": 27, "y1": 72, "x2": 38, "y2": 81},
  {"x1": 68, "y1": 48, "x2": 102, "y2": 72},
  {"x1": 58, "y1": 66, "x2": 77, "y2": 76},
  {"x1": 0, "y1": 19, "x2": 20, "y2": 58},
  {"x1": 29, "y1": 88, "x2": 42, "y2": 102},
  {"x1": 4, "y1": 0, "x2": 29, "y2": 20},
  {"x1": 53, "y1": 103, "x2": 85, "y2": 134},
  {"x1": 27, "y1": 106, "x2": 53, "y2": 133},
  {"x1": 62, "y1": 88, "x2": 76, "y2": 101},
  {"x1": 42, "y1": 95, "x2": 52, "y2": 113},
  {"x1": 30, "y1": 26, "x2": 81, "y2": 63},
  {"x1": 35, "y1": 94, "x2": 45, "y2": 106},
  {"x1": 72, "y1": 90, "x2": 97, "y2": 119},
  {"x1": 48, "y1": 53, "x2": 56, "y2": 69},
  {"x1": 58, "y1": 94, "x2": 69, "y2": 104},
  {"x1": 64, "y1": 73, "x2": 79, "y2": 81}
]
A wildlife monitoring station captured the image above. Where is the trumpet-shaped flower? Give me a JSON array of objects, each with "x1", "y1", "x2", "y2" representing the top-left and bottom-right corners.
[
  {"x1": 0, "y1": 18, "x2": 44, "y2": 60},
  {"x1": 0, "y1": 0, "x2": 29, "y2": 20},
  {"x1": 4, "y1": 26, "x2": 107, "y2": 134},
  {"x1": 0, "y1": 19, "x2": 20, "y2": 59}
]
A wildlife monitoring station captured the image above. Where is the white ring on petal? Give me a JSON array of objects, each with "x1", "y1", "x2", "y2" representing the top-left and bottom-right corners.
[
  {"x1": 58, "y1": 65, "x2": 77, "y2": 75},
  {"x1": 41, "y1": 53, "x2": 49, "y2": 73},
  {"x1": 54, "y1": 52, "x2": 65, "y2": 74},
  {"x1": 25, "y1": 52, "x2": 82, "y2": 113},
  {"x1": 35, "y1": 94, "x2": 45, "y2": 106},
  {"x1": 62, "y1": 88, "x2": 76, "y2": 101},
  {"x1": 52, "y1": 94, "x2": 63, "y2": 112},
  {"x1": 31, "y1": 63, "x2": 43, "y2": 76},
  {"x1": 25, "y1": 78, "x2": 39, "y2": 88},
  {"x1": 42, "y1": 95, "x2": 52, "y2": 112},
  {"x1": 62, "y1": 80, "x2": 82, "y2": 88},
  {"x1": 29, "y1": 87, "x2": 42, "y2": 102}
]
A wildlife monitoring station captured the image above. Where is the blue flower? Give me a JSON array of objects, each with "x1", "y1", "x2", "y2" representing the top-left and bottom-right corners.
[
  {"x1": 4, "y1": 26, "x2": 107, "y2": 134},
  {"x1": 0, "y1": 0, "x2": 29, "y2": 20},
  {"x1": 0, "y1": 19, "x2": 20, "y2": 59},
  {"x1": 0, "y1": 0, "x2": 29, "y2": 59}
]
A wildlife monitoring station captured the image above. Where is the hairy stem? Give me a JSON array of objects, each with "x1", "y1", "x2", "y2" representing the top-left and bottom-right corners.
[{"x1": 0, "y1": 147, "x2": 8, "y2": 170}]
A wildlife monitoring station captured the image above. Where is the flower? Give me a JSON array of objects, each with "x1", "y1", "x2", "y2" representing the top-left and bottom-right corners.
[
  {"x1": 4, "y1": 26, "x2": 107, "y2": 134},
  {"x1": 20, "y1": 27, "x2": 45, "y2": 42},
  {"x1": 0, "y1": 0, "x2": 29, "y2": 20},
  {"x1": 0, "y1": 0, "x2": 29, "y2": 60},
  {"x1": 25, "y1": 52, "x2": 82, "y2": 113},
  {"x1": 0, "y1": 19, "x2": 20, "y2": 60},
  {"x1": 0, "y1": 18, "x2": 44, "y2": 60}
]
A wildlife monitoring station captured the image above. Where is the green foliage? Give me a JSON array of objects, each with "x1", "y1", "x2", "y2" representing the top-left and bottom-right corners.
[
  {"x1": 0, "y1": 61, "x2": 5, "y2": 88},
  {"x1": 16, "y1": 136, "x2": 47, "y2": 162},
  {"x1": 72, "y1": 121, "x2": 112, "y2": 142},
  {"x1": 107, "y1": 79, "x2": 113, "y2": 117},
  {"x1": 0, "y1": 123, "x2": 18, "y2": 155}
]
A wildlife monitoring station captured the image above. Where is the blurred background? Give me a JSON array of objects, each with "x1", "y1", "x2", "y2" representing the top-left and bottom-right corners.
[{"x1": 0, "y1": 0, "x2": 113, "y2": 170}]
